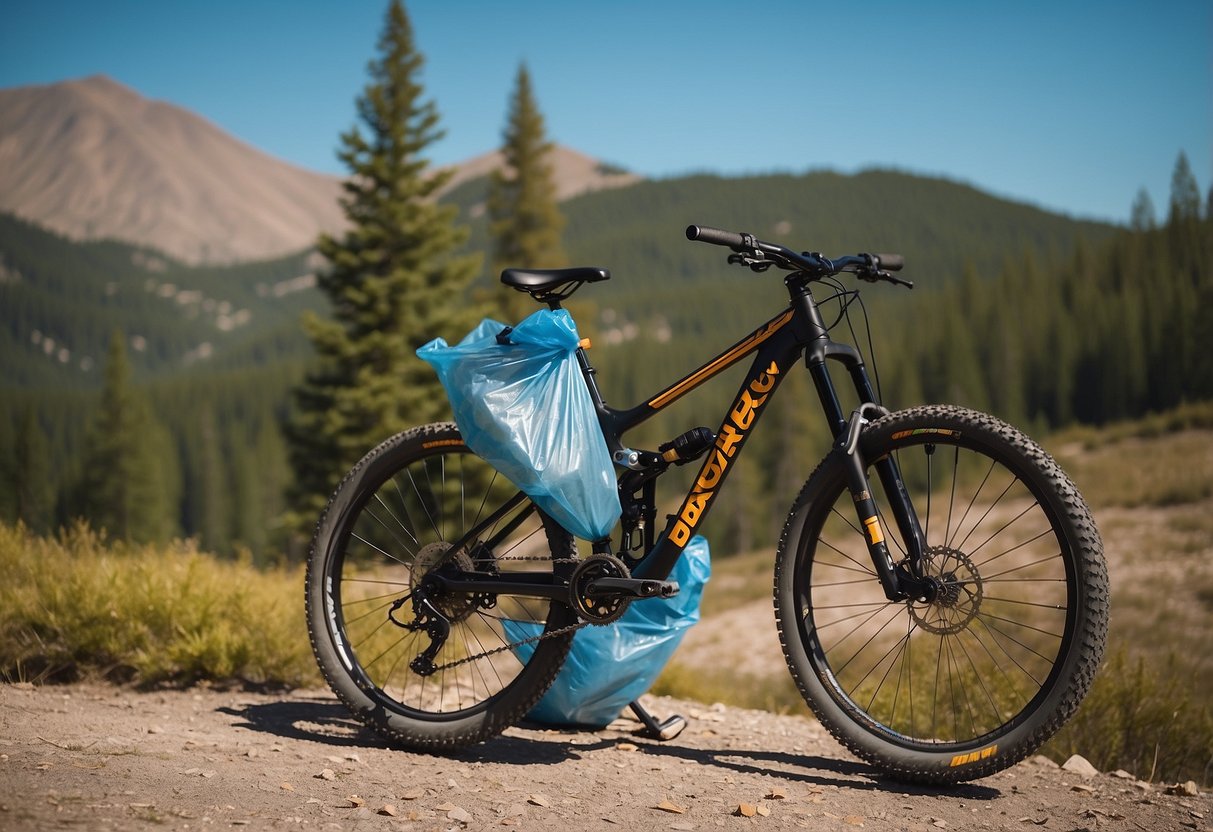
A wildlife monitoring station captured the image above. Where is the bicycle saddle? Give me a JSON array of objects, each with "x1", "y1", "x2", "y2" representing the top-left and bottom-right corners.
[{"x1": 500, "y1": 266, "x2": 610, "y2": 294}]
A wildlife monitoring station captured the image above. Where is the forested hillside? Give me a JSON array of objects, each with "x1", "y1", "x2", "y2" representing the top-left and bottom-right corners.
[
  {"x1": 1, "y1": 163, "x2": 1207, "y2": 557},
  {"x1": 0, "y1": 213, "x2": 320, "y2": 388}
]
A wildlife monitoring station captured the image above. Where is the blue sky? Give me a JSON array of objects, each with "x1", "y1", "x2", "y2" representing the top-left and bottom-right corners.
[{"x1": 1, "y1": 0, "x2": 1209, "y2": 224}]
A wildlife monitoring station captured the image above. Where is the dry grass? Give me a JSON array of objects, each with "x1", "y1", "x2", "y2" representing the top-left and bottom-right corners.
[{"x1": 0, "y1": 522, "x2": 318, "y2": 687}]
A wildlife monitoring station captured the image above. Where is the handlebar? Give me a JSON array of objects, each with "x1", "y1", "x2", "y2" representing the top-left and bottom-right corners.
[
  {"x1": 685, "y1": 224, "x2": 749, "y2": 250},
  {"x1": 686, "y1": 224, "x2": 911, "y2": 287}
]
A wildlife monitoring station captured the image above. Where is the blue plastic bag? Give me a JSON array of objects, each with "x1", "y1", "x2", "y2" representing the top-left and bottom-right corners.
[
  {"x1": 504, "y1": 536, "x2": 712, "y2": 728},
  {"x1": 416, "y1": 309, "x2": 621, "y2": 542}
]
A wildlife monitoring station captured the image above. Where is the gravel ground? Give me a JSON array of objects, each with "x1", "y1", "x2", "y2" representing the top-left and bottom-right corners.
[{"x1": 1, "y1": 682, "x2": 1208, "y2": 831}]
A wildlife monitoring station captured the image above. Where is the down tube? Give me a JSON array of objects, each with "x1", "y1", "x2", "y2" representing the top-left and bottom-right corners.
[{"x1": 634, "y1": 338, "x2": 798, "y2": 580}]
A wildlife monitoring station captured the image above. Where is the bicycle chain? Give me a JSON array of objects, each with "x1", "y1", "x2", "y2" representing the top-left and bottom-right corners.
[{"x1": 424, "y1": 554, "x2": 591, "y2": 673}]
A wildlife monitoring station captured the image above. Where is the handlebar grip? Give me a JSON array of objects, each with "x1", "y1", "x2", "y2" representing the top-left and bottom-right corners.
[
  {"x1": 686, "y1": 224, "x2": 748, "y2": 250},
  {"x1": 874, "y1": 253, "x2": 904, "y2": 272}
]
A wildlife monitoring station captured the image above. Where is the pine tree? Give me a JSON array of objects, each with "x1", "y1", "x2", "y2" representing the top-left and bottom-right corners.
[
  {"x1": 285, "y1": 0, "x2": 483, "y2": 532},
  {"x1": 1168, "y1": 151, "x2": 1201, "y2": 222},
  {"x1": 1130, "y1": 188, "x2": 1156, "y2": 231},
  {"x1": 78, "y1": 332, "x2": 177, "y2": 543},
  {"x1": 13, "y1": 406, "x2": 53, "y2": 534},
  {"x1": 487, "y1": 63, "x2": 567, "y2": 320}
]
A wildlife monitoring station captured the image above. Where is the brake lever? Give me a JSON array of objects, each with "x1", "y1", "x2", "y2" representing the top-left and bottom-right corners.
[
  {"x1": 726, "y1": 252, "x2": 774, "y2": 272},
  {"x1": 880, "y1": 271, "x2": 914, "y2": 289},
  {"x1": 853, "y1": 267, "x2": 913, "y2": 289}
]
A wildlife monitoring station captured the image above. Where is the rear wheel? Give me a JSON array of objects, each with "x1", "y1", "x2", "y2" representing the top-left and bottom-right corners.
[
  {"x1": 306, "y1": 423, "x2": 577, "y2": 749},
  {"x1": 775, "y1": 406, "x2": 1108, "y2": 783}
]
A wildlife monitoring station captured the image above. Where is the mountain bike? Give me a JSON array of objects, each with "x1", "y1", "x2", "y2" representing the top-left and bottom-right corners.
[{"x1": 305, "y1": 225, "x2": 1108, "y2": 784}]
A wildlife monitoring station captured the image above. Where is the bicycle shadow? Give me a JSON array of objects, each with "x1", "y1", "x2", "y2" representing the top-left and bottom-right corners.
[
  {"x1": 219, "y1": 698, "x2": 609, "y2": 765},
  {"x1": 634, "y1": 741, "x2": 1001, "y2": 800},
  {"x1": 219, "y1": 698, "x2": 1000, "y2": 797}
]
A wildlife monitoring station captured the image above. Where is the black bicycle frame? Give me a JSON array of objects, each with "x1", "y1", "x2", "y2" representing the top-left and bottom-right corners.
[
  {"x1": 585, "y1": 275, "x2": 926, "y2": 593},
  {"x1": 433, "y1": 274, "x2": 929, "y2": 603}
]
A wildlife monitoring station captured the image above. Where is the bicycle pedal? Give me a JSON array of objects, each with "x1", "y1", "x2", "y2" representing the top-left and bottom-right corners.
[{"x1": 586, "y1": 577, "x2": 679, "y2": 599}]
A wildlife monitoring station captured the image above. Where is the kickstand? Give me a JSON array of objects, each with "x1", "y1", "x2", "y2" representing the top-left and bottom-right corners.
[{"x1": 628, "y1": 699, "x2": 687, "y2": 741}]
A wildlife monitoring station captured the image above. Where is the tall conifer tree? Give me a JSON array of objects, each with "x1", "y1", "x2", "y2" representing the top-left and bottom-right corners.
[
  {"x1": 79, "y1": 332, "x2": 177, "y2": 543},
  {"x1": 487, "y1": 63, "x2": 567, "y2": 320},
  {"x1": 286, "y1": 0, "x2": 482, "y2": 530},
  {"x1": 11, "y1": 406, "x2": 53, "y2": 533}
]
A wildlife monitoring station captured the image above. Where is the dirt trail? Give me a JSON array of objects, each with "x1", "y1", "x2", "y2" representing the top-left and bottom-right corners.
[{"x1": 1, "y1": 682, "x2": 1207, "y2": 831}]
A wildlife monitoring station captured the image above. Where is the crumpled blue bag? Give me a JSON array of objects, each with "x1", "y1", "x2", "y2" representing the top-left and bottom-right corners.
[
  {"x1": 417, "y1": 309, "x2": 621, "y2": 541},
  {"x1": 504, "y1": 535, "x2": 711, "y2": 728}
]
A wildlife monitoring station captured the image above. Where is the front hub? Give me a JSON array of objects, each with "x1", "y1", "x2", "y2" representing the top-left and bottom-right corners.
[{"x1": 906, "y1": 545, "x2": 983, "y2": 635}]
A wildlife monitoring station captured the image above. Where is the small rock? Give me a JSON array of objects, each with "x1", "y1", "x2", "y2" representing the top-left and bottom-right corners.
[
  {"x1": 528, "y1": 794, "x2": 551, "y2": 808},
  {"x1": 1111, "y1": 769, "x2": 1135, "y2": 779},
  {"x1": 316, "y1": 768, "x2": 336, "y2": 781},
  {"x1": 448, "y1": 806, "x2": 472, "y2": 823},
  {"x1": 736, "y1": 803, "x2": 757, "y2": 817},
  {"x1": 378, "y1": 804, "x2": 398, "y2": 817},
  {"x1": 1166, "y1": 781, "x2": 1200, "y2": 797},
  {"x1": 1061, "y1": 754, "x2": 1099, "y2": 778},
  {"x1": 655, "y1": 800, "x2": 685, "y2": 814}
]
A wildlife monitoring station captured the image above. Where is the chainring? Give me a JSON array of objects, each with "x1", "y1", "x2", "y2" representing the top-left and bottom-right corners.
[{"x1": 570, "y1": 553, "x2": 633, "y2": 625}]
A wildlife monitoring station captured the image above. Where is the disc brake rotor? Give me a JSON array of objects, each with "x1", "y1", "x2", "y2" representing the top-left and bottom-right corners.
[
  {"x1": 409, "y1": 541, "x2": 478, "y2": 624},
  {"x1": 907, "y1": 545, "x2": 983, "y2": 635}
]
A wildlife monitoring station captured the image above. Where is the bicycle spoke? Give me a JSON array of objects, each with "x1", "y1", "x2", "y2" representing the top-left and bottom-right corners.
[{"x1": 948, "y1": 456, "x2": 995, "y2": 549}]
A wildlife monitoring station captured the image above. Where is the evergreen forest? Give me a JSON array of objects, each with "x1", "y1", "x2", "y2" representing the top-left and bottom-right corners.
[{"x1": 1, "y1": 158, "x2": 1209, "y2": 558}]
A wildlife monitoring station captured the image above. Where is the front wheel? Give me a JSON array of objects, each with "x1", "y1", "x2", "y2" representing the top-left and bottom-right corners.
[
  {"x1": 305, "y1": 423, "x2": 578, "y2": 750},
  {"x1": 774, "y1": 406, "x2": 1108, "y2": 783}
]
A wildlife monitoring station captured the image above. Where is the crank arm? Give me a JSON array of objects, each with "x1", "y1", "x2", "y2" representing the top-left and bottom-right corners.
[{"x1": 587, "y1": 577, "x2": 679, "y2": 599}]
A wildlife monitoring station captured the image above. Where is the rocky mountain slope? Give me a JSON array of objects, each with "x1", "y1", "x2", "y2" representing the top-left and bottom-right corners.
[{"x1": 0, "y1": 76, "x2": 641, "y2": 265}]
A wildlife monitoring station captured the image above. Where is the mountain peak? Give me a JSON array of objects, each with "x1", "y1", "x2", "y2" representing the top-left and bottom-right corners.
[
  {"x1": 0, "y1": 76, "x2": 346, "y2": 264},
  {"x1": 69, "y1": 74, "x2": 137, "y2": 94},
  {"x1": 437, "y1": 144, "x2": 641, "y2": 202},
  {"x1": 0, "y1": 77, "x2": 644, "y2": 264}
]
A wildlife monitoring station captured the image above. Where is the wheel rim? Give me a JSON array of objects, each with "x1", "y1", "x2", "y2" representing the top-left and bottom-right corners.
[
  {"x1": 797, "y1": 434, "x2": 1077, "y2": 749},
  {"x1": 322, "y1": 442, "x2": 572, "y2": 719}
]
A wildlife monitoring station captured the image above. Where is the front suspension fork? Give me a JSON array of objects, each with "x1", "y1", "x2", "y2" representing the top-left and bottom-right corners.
[{"x1": 838, "y1": 405, "x2": 931, "y2": 602}]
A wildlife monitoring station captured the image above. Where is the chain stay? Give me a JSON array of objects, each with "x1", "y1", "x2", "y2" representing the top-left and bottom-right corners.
[{"x1": 424, "y1": 554, "x2": 590, "y2": 673}]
